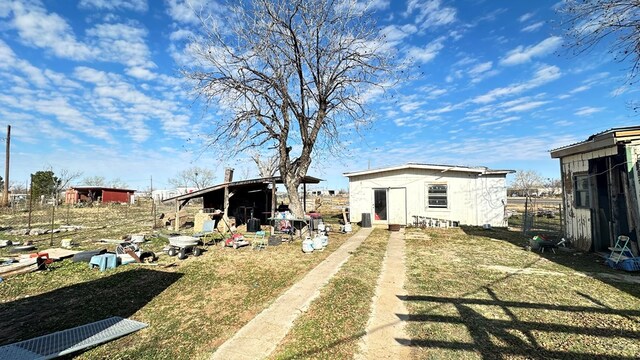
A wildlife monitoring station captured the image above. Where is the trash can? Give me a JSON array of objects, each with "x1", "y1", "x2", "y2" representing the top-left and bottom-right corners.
[
  {"x1": 247, "y1": 218, "x2": 261, "y2": 232},
  {"x1": 361, "y1": 213, "x2": 372, "y2": 228}
]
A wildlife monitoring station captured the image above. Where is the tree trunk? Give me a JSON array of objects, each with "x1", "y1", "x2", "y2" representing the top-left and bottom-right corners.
[{"x1": 283, "y1": 174, "x2": 303, "y2": 218}]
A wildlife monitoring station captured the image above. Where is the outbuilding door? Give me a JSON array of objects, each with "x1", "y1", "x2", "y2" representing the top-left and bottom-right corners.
[{"x1": 389, "y1": 188, "x2": 407, "y2": 225}]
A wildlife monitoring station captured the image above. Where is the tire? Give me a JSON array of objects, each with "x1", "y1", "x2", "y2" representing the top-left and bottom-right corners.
[
  {"x1": 178, "y1": 248, "x2": 187, "y2": 260},
  {"x1": 193, "y1": 247, "x2": 202, "y2": 257},
  {"x1": 167, "y1": 247, "x2": 177, "y2": 257},
  {"x1": 140, "y1": 251, "x2": 156, "y2": 263}
]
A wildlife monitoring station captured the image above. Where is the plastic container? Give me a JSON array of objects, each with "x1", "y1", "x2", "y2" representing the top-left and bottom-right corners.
[
  {"x1": 319, "y1": 234, "x2": 328, "y2": 247},
  {"x1": 312, "y1": 235, "x2": 323, "y2": 250},
  {"x1": 607, "y1": 257, "x2": 640, "y2": 271},
  {"x1": 302, "y1": 237, "x2": 314, "y2": 253}
]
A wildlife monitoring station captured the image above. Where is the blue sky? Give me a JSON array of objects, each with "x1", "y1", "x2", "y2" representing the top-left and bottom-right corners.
[{"x1": 0, "y1": 0, "x2": 637, "y2": 192}]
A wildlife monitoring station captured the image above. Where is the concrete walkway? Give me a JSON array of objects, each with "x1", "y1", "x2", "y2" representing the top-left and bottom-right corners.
[
  {"x1": 357, "y1": 229, "x2": 410, "y2": 359},
  {"x1": 211, "y1": 227, "x2": 374, "y2": 360}
]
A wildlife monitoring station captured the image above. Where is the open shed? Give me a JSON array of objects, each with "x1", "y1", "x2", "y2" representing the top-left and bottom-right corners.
[
  {"x1": 65, "y1": 186, "x2": 135, "y2": 204},
  {"x1": 550, "y1": 126, "x2": 640, "y2": 252},
  {"x1": 344, "y1": 163, "x2": 513, "y2": 227},
  {"x1": 163, "y1": 174, "x2": 321, "y2": 230}
]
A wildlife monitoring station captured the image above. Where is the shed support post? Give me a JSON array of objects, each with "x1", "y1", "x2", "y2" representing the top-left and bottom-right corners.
[
  {"x1": 271, "y1": 179, "x2": 276, "y2": 235},
  {"x1": 303, "y1": 183, "x2": 307, "y2": 213},
  {"x1": 223, "y1": 185, "x2": 230, "y2": 231},
  {"x1": 625, "y1": 145, "x2": 640, "y2": 252},
  {"x1": 174, "y1": 199, "x2": 179, "y2": 232}
]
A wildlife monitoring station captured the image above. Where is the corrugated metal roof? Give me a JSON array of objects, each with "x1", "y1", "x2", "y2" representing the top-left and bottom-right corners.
[
  {"x1": 163, "y1": 175, "x2": 322, "y2": 202},
  {"x1": 550, "y1": 125, "x2": 640, "y2": 158},
  {"x1": 343, "y1": 163, "x2": 514, "y2": 177},
  {"x1": 68, "y1": 186, "x2": 136, "y2": 192}
]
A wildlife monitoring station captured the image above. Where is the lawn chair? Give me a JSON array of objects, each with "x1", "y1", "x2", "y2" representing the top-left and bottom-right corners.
[
  {"x1": 194, "y1": 220, "x2": 218, "y2": 245},
  {"x1": 252, "y1": 231, "x2": 267, "y2": 250}
]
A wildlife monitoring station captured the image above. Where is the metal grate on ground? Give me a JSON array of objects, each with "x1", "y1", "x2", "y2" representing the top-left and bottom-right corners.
[{"x1": 0, "y1": 316, "x2": 147, "y2": 360}]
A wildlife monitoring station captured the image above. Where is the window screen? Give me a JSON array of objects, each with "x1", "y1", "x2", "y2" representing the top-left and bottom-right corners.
[
  {"x1": 574, "y1": 174, "x2": 590, "y2": 208},
  {"x1": 428, "y1": 184, "x2": 448, "y2": 208}
]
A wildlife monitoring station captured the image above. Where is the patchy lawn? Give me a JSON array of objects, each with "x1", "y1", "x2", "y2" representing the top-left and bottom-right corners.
[
  {"x1": 404, "y1": 226, "x2": 640, "y2": 360},
  {"x1": 0, "y1": 203, "x2": 354, "y2": 359},
  {"x1": 270, "y1": 228, "x2": 389, "y2": 360}
]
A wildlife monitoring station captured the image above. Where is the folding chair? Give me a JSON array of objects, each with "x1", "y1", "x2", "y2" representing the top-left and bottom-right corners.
[
  {"x1": 252, "y1": 231, "x2": 267, "y2": 250},
  {"x1": 194, "y1": 220, "x2": 217, "y2": 245},
  {"x1": 609, "y1": 235, "x2": 632, "y2": 264}
]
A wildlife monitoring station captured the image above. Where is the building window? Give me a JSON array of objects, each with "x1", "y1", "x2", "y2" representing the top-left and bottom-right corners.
[
  {"x1": 427, "y1": 183, "x2": 448, "y2": 209},
  {"x1": 574, "y1": 174, "x2": 591, "y2": 208},
  {"x1": 374, "y1": 189, "x2": 387, "y2": 220}
]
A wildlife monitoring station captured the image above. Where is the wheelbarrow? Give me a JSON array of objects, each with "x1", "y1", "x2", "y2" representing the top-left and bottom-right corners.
[{"x1": 164, "y1": 235, "x2": 202, "y2": 260}]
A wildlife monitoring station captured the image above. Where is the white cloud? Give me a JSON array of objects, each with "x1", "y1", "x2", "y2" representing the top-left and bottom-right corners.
[
  {"x1": 574, "y1": 106, "x2": 603, "y2": 116},
  {"x1": 472, "y1": 64, "x2": 561, "y2": 103},
  {"x1": 404, "y1": 0, "x2": 456, "y2": 29},
  {"x1": 519, "y1": 12, "x2": 535, "y2": 22},
  {"x1": 9, "y1": 0, "x2": 94, "y2": 60},
  {"x1": 79, "y1": 0, "x2": 148, "y2": 12},
  {"x1": 166, "y1": 0, "x2": 211, "y2": 24},
  {"x1": 125, "y1": 66, "x2": 156, "y2": 80},
  {"x1": 504, "y1": 100, "x2": 548, "y2": 112},
  {"x1": 379, "y1": 24, "x2": 417, "y2": 44},
  {"x1": 569, "y1": 85, "x2": 590, "y2": 93},
  {"x1": 87, "y1": 23, "x2": 154, "y2": 68},
  {"x1": 468, "y1": 61, "x2": 492, "y2": 76},
  {"x1": 500, "y1": 36, "x2": 563, "y2": 66},
  {"x1": 521, "y1": 21, "x2": 544, "y2": 32},
  {"x1": 406, "y1": 38, "x2": 444, "y2": 63}
]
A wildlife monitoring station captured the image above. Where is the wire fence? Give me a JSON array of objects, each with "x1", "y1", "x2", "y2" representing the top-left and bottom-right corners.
[
  {"x1": 0, "y1": 195, "x2": 177, "y2": 237},
  {"x1": 508, "y1": 197, "x2": 563, "y2": 239}
]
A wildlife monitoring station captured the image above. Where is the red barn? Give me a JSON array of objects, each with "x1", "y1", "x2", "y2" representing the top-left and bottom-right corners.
[{"x1": 65, "y1": 186, "x2": 135, "y2": 204}]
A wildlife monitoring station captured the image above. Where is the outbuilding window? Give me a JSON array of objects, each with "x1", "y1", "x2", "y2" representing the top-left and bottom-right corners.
[
  {"x1": 427, "y1": 183, "x2": 448, "y2": 209},
  {"x1": 573, "y1": 174, "x2": 591, "y2": 208}
]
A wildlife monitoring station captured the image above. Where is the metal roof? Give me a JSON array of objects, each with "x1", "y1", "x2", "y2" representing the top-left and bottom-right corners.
[
  {"x1": 343, "y1": 163, "x2": 514, "y2": 178},
  {"x1": 163, "y1": 175, "x2": 322, "y2": 202},
  {"x1": 550, "y1": 126, "x2": 640, "y2": 158},
  {"x1": 69, "y1": 186, "x2": 136, "y2": 192}
]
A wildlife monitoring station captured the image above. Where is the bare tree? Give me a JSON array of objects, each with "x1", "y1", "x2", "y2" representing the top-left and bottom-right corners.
[
  {"x1": 82, "y1": 176, "x2": 107, "y2": 186},
  {"x1": 168, "y1": 166, "x2": 216, "y2": 189},
  {"x1": 543, "y1": 178, "x2": 562, "y2": 197},
  {"x1": 184, "y1": 0, "x2": 392, "y2": 216},
  {"x1": 559, "y1": 0, "x2": 640, "y2": 81},
  {"x1": 57, "y1": 168, "x2": 83, "y2": 190},
  {"x1": 109, "y1": 178, "x2": 129, "y2": 188},
  {"x1": 512, "y1": 170, "x2": 544, "y2": 196},
  {"x1": 251, "y1": 152, "x2": 279, "y2": 178}
]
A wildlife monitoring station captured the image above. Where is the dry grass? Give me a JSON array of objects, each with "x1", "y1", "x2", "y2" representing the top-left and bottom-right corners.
[
  {"x1": 269, "y1": 228, "x2": 389, "y2": 360},
  {"x1": 0, "y1": 203, "x2": 354, "y2": 359},
  {"x1": 404, "y1": 226, "x2": 640, "y2": 360}
]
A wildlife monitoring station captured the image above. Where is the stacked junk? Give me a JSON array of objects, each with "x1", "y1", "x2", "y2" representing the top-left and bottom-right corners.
[{"x1": 302, "y1": 218, "x2": 330, "y2": 254}]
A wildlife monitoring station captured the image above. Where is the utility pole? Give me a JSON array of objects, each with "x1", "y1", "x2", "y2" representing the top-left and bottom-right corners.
[
  {"x1": 28, "y1": 174, "x2": 33, "y2": 229},
  {"x1": 2, "y1": 125, "x2": 10, "y2": 207}
]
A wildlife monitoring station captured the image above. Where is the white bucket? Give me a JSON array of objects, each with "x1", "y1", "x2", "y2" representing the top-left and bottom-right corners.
[
  {"x1": 312, "y1": 235, "x2": 323, "y2": 250},
  {"x1": 320, "y1": 234, "x2": 328, "y2": 247},
  {"x1": 302, "y1": 237, "x2": 314, "y2": 253},
  {"x1": 343, "y1": 223, "x2": 352, "y2": 232},
  {"x1": 61, "y1": 238, "x2": 73, "y2": 248}
]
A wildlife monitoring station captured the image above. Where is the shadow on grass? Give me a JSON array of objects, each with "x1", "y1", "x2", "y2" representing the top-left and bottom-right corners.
[
  {"x1": 0, "y1": 268, "x2": 182, "y2": 346},
  {"x1": 397, "y1": 286, "x2": 640, "y2": 360},
  {"x1": 461, "y1": 226, "x2": 640, "y2": 299}
]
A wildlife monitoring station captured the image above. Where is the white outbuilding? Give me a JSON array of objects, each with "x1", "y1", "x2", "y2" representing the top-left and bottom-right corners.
[{"x1": 344, "y1": 163, "x2": 513, "y2": 227}]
